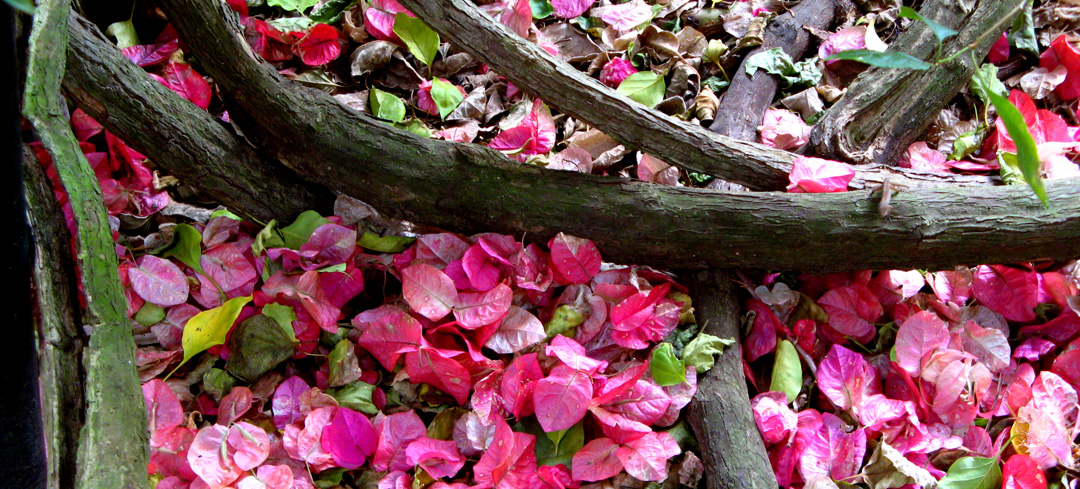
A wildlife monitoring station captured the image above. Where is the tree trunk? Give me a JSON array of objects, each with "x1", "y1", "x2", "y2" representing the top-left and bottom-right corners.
[
  {"x1": 685, "y1": 270, "x2": 774, "y2": 489},
  {"x1": 810, "y1": 0, "x2": 1025, "y2": 163}
]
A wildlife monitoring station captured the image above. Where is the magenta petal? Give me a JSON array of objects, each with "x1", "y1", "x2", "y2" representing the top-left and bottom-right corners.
[{"x1": 322, "y1": 407, "x2": 377, "y2": 469}]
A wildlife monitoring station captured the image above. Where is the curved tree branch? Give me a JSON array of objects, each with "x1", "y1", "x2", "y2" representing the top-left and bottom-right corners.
[
  {"x1": 130, "y1": 0, "x2": 1080, "y2": 273},
  {"x1": 810, "y1": 0, "x2": 1025, "y2": 163},
  {"x1": 394, "y1": 0, "x2": 996, "y2": 191},
  {"x1": 63, "y1": 13, "x2": 335, "y2": 222}
]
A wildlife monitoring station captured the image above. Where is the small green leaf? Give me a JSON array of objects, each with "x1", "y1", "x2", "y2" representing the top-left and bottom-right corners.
[
  {"x1": 969, "y1": 63, "x2": 1007, "y2": 106},
  {"x1": 430, "y1": 78, "x2": 464, "y2": 120},
  {"x1": 3, "y1": 0, "x2": 34, "y2": 14},
  {"x1": 681, "y1": 332, "x2": 734, "y2": 373},
  {"x1": 663, "y1": 420, "x2": 698, "y2": 451},
  {"x1": 986, "y1": 91, "x2": 1047, "y2": 205},
  {"x1": 650, "y1": 343, "x2": 686, "y2": 386},
  {"x1": 252, "y1": 220, "x2": 284, "y2": 257},
  {"x1": 701, "y1": 77, "x2": 729, "y2": 92},
  {"x1": 314, "y1": 468, "x2": 347, "y2": 489},
  {"x1": 538, "y1": 422, "x2": 583, "y2": 467},
  {"x1": 224, "y1": 314, "x2": 296, "y2": 382},
  {"x1": 280, "y1": 210, "x2": 329, "y2": 249},
  {"x1": 261, "y1": 303, "x2": 298, "y2": 342},
  {"x1": 157, "y1": 223, "x2": 204, "y2": 273},
  {"x1": 106, "y1": 20, "x2": 140, "y2": 49},
  {"x1": 1008, "y1": 1, "x2": 1038, "y2": 55},
  {"x1": 267, "y1": 0, "x2": 318, "y2": 13},
  {"x1": 937, "y1": 457, "x2": 1001, "y2": 489},
  {"x1": 357, "y1": 231, "x2": 416, "y2": 253},
  {"x1": 746, "y1": 48, "x2": 796, "y2": 78},
  {"x1": 177, "y1": 296, "x2": 254, "y2": 371},
  {"x1": 428, "y1": 407, "x2": 468, "y2": 440},
  {"x1": 135, "y1": 302, "x2": 166, "y2": 327},
  {"x1": 202, "y1": 368, "x2": 236, "y2": 400},
  {"x1": 531, "y1": 0, "x2": 554, "y2": 19},
  {"x1": 393, "y1": 13, "x2": 440, "y2": 66},
  {"x1": 328, "y1": 339, "x2": 361, "y2": 387},
  {"x1": 267, "y1": 17, "x2": 314, "y2": 32},
  {"x1": 393, "y1": 118, "x2": 434, "y2": 138},
  {"x1": 825, "y1": 50, "x2": 933, "y2": 70},
  {"x1": 210, "y1": 208, "x2": 243, "y2": 220},
  {"x1": 328, "y1": 381, "x2": 378, "y2": 414},
  {"x1": 949, "y1": 129, "x2": 983, "y2": 161},
  {"x1": 545, "y1": 305, "x2": 584, "y2": 338},
  {"x1": 997, "y1": 153, "x2": 1026, "y2": 186},
  {"x1": 309, "y1": 0, "x2": 356, "y2": 23},
  {"x1": 370, "y1": 88, "x2": 406, "y2": 123},
  {"x1": 617, "y1": 71, "x2": 665, "y2": 108},
  {"x1": 770, "y1": 340, "x2": 802, "y2": 403},
  {"x1": 898, "y1": 6, "x2": 957, "y2": 44}
]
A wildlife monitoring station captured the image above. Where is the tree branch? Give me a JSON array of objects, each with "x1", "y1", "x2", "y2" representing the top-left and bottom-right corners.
[
  {"x1": 23, "y1": 1, "x2": 148, "y2": 487},
  {"x1": 142, "y1": 0, "x2": 1080, "y2": 272},
  {"x1": 810, "y1": 0, "x2": 1025, "y2": 163},
  {"x1": 394, "y1": 0, "x2": 996, "y2": 191},
  {"x1": 63, "y1": 13, "x2": 335, "y2": 223}
]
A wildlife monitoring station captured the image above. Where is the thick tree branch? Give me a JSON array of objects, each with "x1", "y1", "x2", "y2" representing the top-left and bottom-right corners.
[
  {"x1": 63, "y1": 13, "x2": 335, "y2": 223},
  {"x1": 709, "y1": 0, "x2": 843, "y2": 141},
  {"x1": 394, "y1": 0, "x2": 996, "y2": 191},
  {"x1": 146, "y1": 0, "x2": 1080, "y2": 272},
  {"x1": 24, "y1": 1, "x2": 148, "y2": 487},
  {"x1": 811, "y1": 0, "x2": 1025, "y2": 163},
  {"x1": 684, "y1": 270, "x2": 774, "y2": 489}
]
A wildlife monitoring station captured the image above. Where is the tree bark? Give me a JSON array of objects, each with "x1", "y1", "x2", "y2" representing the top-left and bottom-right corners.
[
  {"x1": 24, "y1": 147, "x2": 85, "y2": 489},
  {"x1": 24, "y1": 1, "x2": 148, "y2": 487},
  {"x1": 685, "y1": 270, "x2": 774, "y2": 489},
  {"x1": 63, "y1": 13, "x2": 335, "y2": 222},
  {"x1": 810, "y1": 0, "x2": 1025, "y2": 163},
  {"x1": 76, "y1": 3, "x2": 1080, "y2": 273},
  {"x1": 709, "y1": 0, "x2": 844, "y2": 141}
]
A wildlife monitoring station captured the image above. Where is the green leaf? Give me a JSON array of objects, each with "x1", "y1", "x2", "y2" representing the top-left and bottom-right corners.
[
  {"x1": 969, "y1": 63, "x2": 1007, "y2": 106},
  {"x1": 267, "y1": 0, "x2": 318, "y2": 13},
  {"x1": 997, "y1": 153, "x2": 1026, "y2": 186},
  {"x1": 328, "y1": 339, "x2": 361, "y2": 387},
  {"x1": 202, "y1": 368, "x2": 237, "y2": 400},
  {"x1": 210, "y1": 208, "x2": 243, "y2": 220},
  {"x1": 392, "y1": 118, "x2": 434, "y2": 138},
  {"x1": 280, "y1": 210, "x2": 329, "y2": 249},
  {"x1": 309, "y1": 0, "x2": 357, "y2": 23},
  {"x1": 261, "y1": 302, "x2": 298, "y2": 342},
  {"x1": 617, "y1": 71, "x2": 665, "y2": 108},
  {"x1": 770, "y1": 340, "x2": 802, "y2": 403},
  {"x1": 538, "y1": 422, "x2": 584, "y2": 467},
  {"x1": 327, "y1": 381, "x2": 378, "y2": 414},
  {"x1": 267, "y1": 17, "x2": 315, "y2": 33},
  {"x1": 746, "y1": 48, "x2": 796, "y2": 78},
  {"x1": 157, "y1": 223, "x2": 204, "y2": 273},
  {"x1": 681, "y1": 332, "x2": 734, "y2": 373},
  {"x1": 3, "y1": 0, "x2": 34, "y2": 14},
  {"x1": 825, "y1": 50, "x2": 933, "y2": 70},
  {"x1": 393, "y1": 13, "x2": 440, "y2": 66},
  {"x1": 701, "y1": 76, "x2": 729, "y2": 92},
  {"x1": 429, "y1": 78, "x2": 463, "y2": 120},
  {"x1": 545, "y1": 305, "x2": 584, "y2": 338},
  {"x1": 252, "y1": 220, "x2": 285, "y2": 257},
  {"x1": 428, "y1": 407, "x2": 467, "y2": 440},
  {"x1": 663, "y1": 420, "x2": 698, "y2": 451},
  {"x1": 314, "y1": 468, "x2": 347, "y2": 489},
  {"x1": 986, "y1": 91, "x2": 1047, "y2": 205},
  {"x1": 1008, "y1": 0, "x2": 1037, "y2": 55},
  {"x1": 937, "y1": 457, "x2": 1001, "y2": 489},
  {"x1": 650, "y1": 343, "x2": 686, "y2": 386},
  {"x1": 224, "y1": 314, "x2": 296, "y2": 382},
  {"x1": 319, "y1": 263, "x2": 348, "y2": 273},
  {"x1": 370, "y1": 88, "x2": 406, "y2": 123},
  {"x1": 357, "y1": 231, "x2": 416, "y2": 252},
  {"x1": 531, "y1": 0, "x2": 554, "y2": 19},
  {"x1": 105, "y1": 20, "x2": 140, "y2": 49},
  {"x1": 177, "y1": 295, "x2": 254, "y2": 370},
  {"x1": 135, "y1": 302, "x2": 166, "y2": 327},
  {"x1": 897, "y1": 6, "x2": 958, "y2": 44},
  {"x1": 949, "y1": 129, "x2": 983, "y2": 161}
]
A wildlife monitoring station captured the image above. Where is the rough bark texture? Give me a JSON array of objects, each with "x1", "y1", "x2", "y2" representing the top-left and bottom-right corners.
[
  {"x1": 23, "y1": 1, "x2": 148, "y2": 488},
  {"x1": 709, "y1": 0, "x2": 842, "y2": 140},
  {"x1": 396, "y1": 0, "x2": 997, "y2": 191},
  {"x1": 24, "y1": 147, "x2": 85, "y2": 489},
  {"x1": 84, "y1": 0, "x2": 1080, "y2": 273},
  {"x1": 685, "y1": 269, "x2": 774, "y2": 489},
  {"x1": 63, "y1": 13, "x2": 334, "y2": 222},
  {"x1": 810, "y1": 0, "x2": 1025, "y2": 163}
]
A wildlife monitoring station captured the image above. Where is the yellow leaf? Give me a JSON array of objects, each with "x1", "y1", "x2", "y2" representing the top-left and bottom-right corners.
[{"x1": 178, "y1": 296, "x2": 253, "y2": 369}]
